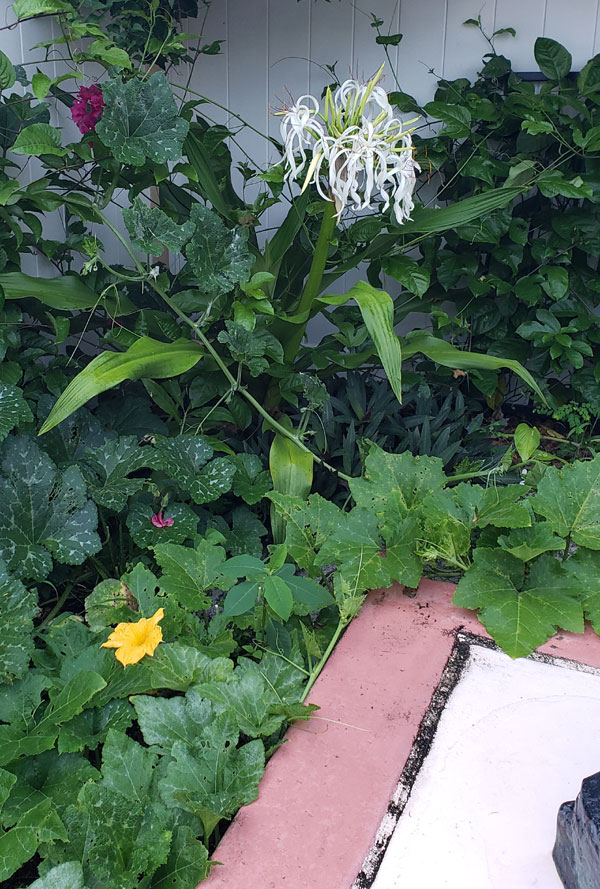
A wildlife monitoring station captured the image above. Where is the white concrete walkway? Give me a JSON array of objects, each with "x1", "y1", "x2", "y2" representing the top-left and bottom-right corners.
[{"x1": 372, "y1": 644, "x2": 600, "y2": 889}]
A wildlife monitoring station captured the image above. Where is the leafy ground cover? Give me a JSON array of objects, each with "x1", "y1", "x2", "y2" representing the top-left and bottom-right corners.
[{"x1": 0, "y1": 3, "x2": 600, "y2": 886}]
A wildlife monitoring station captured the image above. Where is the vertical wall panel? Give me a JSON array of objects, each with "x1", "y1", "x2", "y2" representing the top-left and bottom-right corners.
[
  {"x1": 493, "y1": 0, "x2": 546, "y2": 70},
  {"x1": 393, "y1": 0, "x2": 447, "y2": 103},
  {"x1": 544, "y1": 0, "x2": 598, "y2": 67},
  {"x1": 442, "y1": 0, "x2": 496, "y2": 80}
]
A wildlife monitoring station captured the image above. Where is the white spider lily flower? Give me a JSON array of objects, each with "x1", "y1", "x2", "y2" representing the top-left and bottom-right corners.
[{"x1": 276, "y1": 66, "x2": 419, "y2": 225}]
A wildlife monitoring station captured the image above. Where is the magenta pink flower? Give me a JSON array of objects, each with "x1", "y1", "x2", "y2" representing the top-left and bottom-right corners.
[
  {"x1": 71, "y1": 85, "x2": 105, "y2": 135},
  {"x1": 151, "y1": 511, "x2": 175, "y2": 529}
]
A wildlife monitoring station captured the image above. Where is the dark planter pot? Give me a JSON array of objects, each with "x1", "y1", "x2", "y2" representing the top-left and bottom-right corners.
[{"x1": 554, "y1": 772, "x2": 600, "y2": 889}]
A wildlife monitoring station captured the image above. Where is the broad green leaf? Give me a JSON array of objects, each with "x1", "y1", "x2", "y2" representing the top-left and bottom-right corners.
[
  {"x1": 27, "y1": 862, "x2": 86, "y2": 889},
  {"x1": 85, "y1": 579, "x2": 138, "y2": 631},
  {"x1": 77, "y1": 783, "x2": 171, "y2": 889},
  {"x1": 100, "y1": 729, "x2": 157, "y2": 805},
  {"x1": 0, "y1": 673, "x2": 53, "y2": 732},
  {"x1": 1, "y1": 750, "x2": 97, "y2": 826},
  {"x1": 40, "y1": 338, "x2": 203, "y2": 434},
  {"x1": 273, "y1": 564, "x2": 333, "y2": 611},
  {"x1": 96, "y1": 72, "x2": 189, "y2": 166},
  {"x1": 12, "y1": 124, "x2": 66, "y2": 157},
  {"x1": 31, "y1": 72, "x2": 51, "y2": 101},
  {"x1": 0, "y1": 769, "x2": 16, "y2": 810},
  {"x1": 269, "y1": 424, "x2": 313, "y2": 544},
  {"x1": 232, "y1": 453, "x2": 272, "y2": 505},
  {"x1": 126, "y1": 501, "x2": 199, "y2": 549},
  {"x1": 123, "y1": 197, "x2": 194, "y2": 255},
  {"x1": 196, "y1": 656, "x2": 311, "y2": 739},
  {"x1": 350, "y1": 445, "x2": 446, "y2": 526},
  {"x1": 222, "y1": 579, "x2": 262, "y2": 616},
  {"x1": 263, "y1": 575, "x2": 293, "y2": 621},
  {"x1": 0, "y1": 560, "x2": 38, "y2": 682},
  {"x1": 153, "y1": 538, "x2": 229, "y2": 609},
  {"x1": 403, "y1": 332, "x2": 546, "y2": 403},
  {"x1": 514, "y1": 423, "x2": 540, "y2": 461},
  {"x1": 82, "y1": 436, "x2": 156, "y2": 512},
  {"x1": 185, "y1": 204, "x2": 253, "y2": 296},
  {"x1": 0, "y1": 437, "x2": 101, "y2": 580},
  {"x1": 150, "y1": 825, "x2": 211, "y2": 889},
  {"x1": 424, "y1": 101, "x2": 471, "y2": 138},
  {"x1": 328, "y1": 282, "x2": 403, "y2": 403},
  {"x1": 132, "y1": 688, "x2": 214, "y2": 752},
  {"x1": 531, "y1": 455, "x2": 600, "y2": 549},
  {"x1": 37, "y1": 672, "x2": 107, "y2": 730},
  {"x1": 381, "y1": 254, "x2": 430, "y2": 297},
  {"x1": 318, "y1": 508, "x2": 406, "y2": 594},
  {"x1": 454, "y1": 483, "x2": 531, "y2": 529},
  {"x1": 153, "y1": 435, "x2": 235, "y2": 504},
  {"x1": 58, "y1": 699, "x2": 133, "y2": 753},
  {"x1": 160, "y1": 736, "x2": 264, "y2": 840},
  {"x1": 148, "y1": 643, "x2": 233, "y2": 692},
  {"x1": 0, "y1": 272, "x2": 121, "y2": 312},
  {"x1": 0, "y1": 800, "x2": 67, "y2": 881},
  {"x1": 534, "y1": 37, "x2": 572, "y2": 80},
  {"x1": 267, "y1": 492, "x2": 341, "y2": 574},
  {"x1": 453, "y1": 550, "x2": 583, "y2": 657},
  {"x1": 563, "y1": 548, "x2": 600, "y2": 632},
  {"x1": 541, "y1": 266, "x2": 569, "y2": 300},
  {"x1": 13, "y1": 0, "x2": 71, "y2": 16},
  {"x1": 0, "y1": 51, "x2": 15, "y2": 91},
  {"x1": 498, "y1": 523, "x2": 564, "y2": 561}
]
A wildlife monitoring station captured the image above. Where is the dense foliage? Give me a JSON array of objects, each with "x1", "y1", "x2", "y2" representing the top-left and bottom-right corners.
[{"x1": 0, "y1": 4, "x2": 599, "y2": 887}]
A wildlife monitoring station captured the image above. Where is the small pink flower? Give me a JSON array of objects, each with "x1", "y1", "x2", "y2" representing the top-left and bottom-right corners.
[
  {"x1": 151, "y1": 511, "x2": 175, "y2": 529},
  {"x1": 71, "y1": 85, "x2": 105, "y2": 135}
]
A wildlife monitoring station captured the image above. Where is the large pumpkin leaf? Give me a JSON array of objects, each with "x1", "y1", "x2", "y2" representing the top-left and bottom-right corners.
[
  {"x1": 0, "y1": 384, "x2": 33, "y2": 444},
  {"x1": 531, "y1": 455, "x2": 600, "y2": 549},
  {"x1": 40, "y1": 338, "x2": 203, "y2": 434},
  {"x1": 81, "y1": 436, "x2": 157, "y2": 512},
  {"x1": 453, "y1": 550, "x2": 583, "y2": 657},
  {"x1": 0, "y1": 560, "x2": 38, "y2": 683},
  {"x1": 0, "y1": 437, "x2": 101, "y2": 581},
  {"x1": 122, "y1": 197, "x2": 194, "y2": 255},
  {"x1": 185, "y1": 204, "x2": 253, "y2": 296},
  {"x1": 160, "y1": 734, "x2": 264, "y2": 841},
  {"x1": 96, "y1": 72, "x2": 189, "y2": 166},
  {"x1": 152, "y1": 435, "x2": 236, "y2": 505}
]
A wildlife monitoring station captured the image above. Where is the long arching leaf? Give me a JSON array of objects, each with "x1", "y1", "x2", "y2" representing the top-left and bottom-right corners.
[
  {"x1": 403, "y1": 333, "x2": 546, "y2": 403},
  {"x1": 40, "y1": 337, "x2": 203, "y2": 434}
]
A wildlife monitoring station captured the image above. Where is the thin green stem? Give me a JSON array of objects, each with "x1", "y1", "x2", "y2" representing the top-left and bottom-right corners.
[
  {"x1": 301, "y1": 617, "x2": 348, "y2": 701},
  {"x1": 39, "y1": 583, "x2": 73, "y2": 627}
]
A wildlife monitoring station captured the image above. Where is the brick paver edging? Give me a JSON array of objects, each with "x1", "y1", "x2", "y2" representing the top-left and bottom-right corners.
[{"x1": 201, "y1": 580, "x2": 600, "y2": 889}]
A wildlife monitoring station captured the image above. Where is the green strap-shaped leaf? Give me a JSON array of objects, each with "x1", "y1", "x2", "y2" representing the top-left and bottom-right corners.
[
  {"x1": 403, "y1": 332, "x2": 546, "y2": 403},
  {"x1": 40, "y1": 338, "x2": 203, "y2": 434},
  {"x1": 322, "y1": 282, "x2": 403, "y2": 402},
  {"x1": 0, "y1": 271, "x2": 137, "y2": 314}
]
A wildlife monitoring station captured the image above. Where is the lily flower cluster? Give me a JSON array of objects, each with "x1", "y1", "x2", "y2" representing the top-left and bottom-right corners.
[{"x1": 277, "y1": 66, "x2": 419, "y2": 225}]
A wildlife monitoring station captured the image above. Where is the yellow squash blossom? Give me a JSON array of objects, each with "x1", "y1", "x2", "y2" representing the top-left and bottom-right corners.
[{"x1": 101, "y1": 607, "x2": 164, "y2": 666}]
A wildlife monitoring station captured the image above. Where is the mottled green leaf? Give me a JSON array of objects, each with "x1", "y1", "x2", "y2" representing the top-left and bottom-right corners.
[
  {"x1": 497, "y1": 523, "x2": 564, "y2": 561},
  {"x1": 153, "y1": 435, "x2": 235, "y2": 504},
  {"x1": 100, "y1": 729, "x2": 157, "y2": 805},
  {"x1": 532, "y1": 455, "x2": 600, "y2": 549},
  {"x1": 0, "y1": 800, "x2": 67, "y2": 881},
  {"x1": 453, "y1": 550, "x2": 583, "y2": 657},
  {"x1": 148, "y1": 643, "x2": 233, "y2": 693},
  {"x1": 0, "y1": 560, "x2": 38, "y2": 682},
  {"x1": 153, "y1": 538, "x2": 229, "y2": 610},
  {"x1": 27, "y1": 862, "x2": 86, "y2": 889},
  {"x1": 126, "y1": 501, "x2": 199, "y2": 549},
  {"x1": 123, "y1": 197, "x2": 194, "y2": 255},
  {"x1": 58, "y1": 699, "x2": 134, "y2": 753},
  {"x1": 96, "y1": 72, "x2": 189, "y2": 166},
  {"x1": 132, "y1": 688, "x2": 214, "y2": 752},
  {"x1": 0, "y1": 436, "x2": 101, "y2": 580},
  {"x1": 185, "y1": 204, "x2": 253, "y2": 296},
  {"x1": 160, "y1": 736, "x2": 264, "y2": 840},
  {"x1": 82, "y1": 436, "x2": 155, "y2": 512},
  {"x1": 0, "y1": 383, "x2": 33, "y2": 443},
  {"x1": 232, "y1": 453, "x2": 272, "y2": 505}
]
